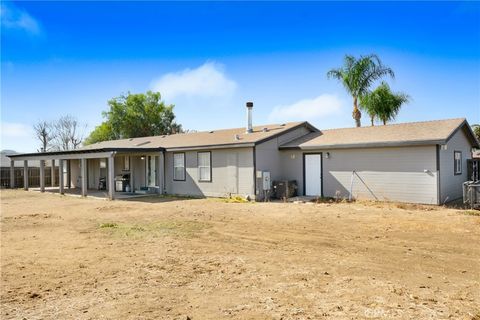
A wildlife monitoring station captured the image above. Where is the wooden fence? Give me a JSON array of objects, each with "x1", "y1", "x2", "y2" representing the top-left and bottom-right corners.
[{"x1": 0, "y1": 167, "x2": 58, "y2": 188}]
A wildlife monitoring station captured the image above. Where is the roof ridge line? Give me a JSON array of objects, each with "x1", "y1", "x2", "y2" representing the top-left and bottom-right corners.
[{"x1": 320, "y1": 118, "x2": 466, "y2": 132}]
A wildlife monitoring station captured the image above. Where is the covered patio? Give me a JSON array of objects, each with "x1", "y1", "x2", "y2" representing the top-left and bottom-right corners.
[{"x1": 7, "y1": 148, "x2": 164, "y2": 200}]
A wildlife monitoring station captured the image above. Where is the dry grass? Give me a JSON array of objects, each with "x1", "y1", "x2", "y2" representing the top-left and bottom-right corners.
[
  {"x1": 462, "y1": 210, "x2": 480, "y2": 216},
  {"x1": 1, "y1": 189, "x2": 479, "y2": 319},
  {"x1": 98, "y1": 220, "x2": 210, "y2": 238}
]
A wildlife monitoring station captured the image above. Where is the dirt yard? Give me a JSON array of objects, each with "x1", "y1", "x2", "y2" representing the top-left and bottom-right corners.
[{"x1": 1, "y1": 190, "x2": 479, "y2": 319}]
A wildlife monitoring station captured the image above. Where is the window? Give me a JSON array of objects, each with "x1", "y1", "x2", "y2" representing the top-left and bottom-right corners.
[
  {"x1": 454, "y1": 151, "x2": 462, "y2": 175},
  {"x1": 198, "y1": 152, "x2": 211, "y2": 182},
  {"x1": 173, "y1": 153, "x2": 185, "y2": 181}
]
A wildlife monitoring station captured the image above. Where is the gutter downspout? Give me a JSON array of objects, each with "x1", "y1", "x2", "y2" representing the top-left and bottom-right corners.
[{"x1": 253, "y1": 146, "x2": 257, "y2": 200}]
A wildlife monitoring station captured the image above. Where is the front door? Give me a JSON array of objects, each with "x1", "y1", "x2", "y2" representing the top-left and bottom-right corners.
[{"x1": 305, "y1": 154, "x2": 322, "y2": 196}]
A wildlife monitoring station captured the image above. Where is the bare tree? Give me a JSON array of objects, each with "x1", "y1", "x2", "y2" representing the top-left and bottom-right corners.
[
  {"x1": 33, "y1": 120, "x2": 55, "y2": 152},
  {"x1": 52, "y1": 115, "x2": 86, "y2": 151}
]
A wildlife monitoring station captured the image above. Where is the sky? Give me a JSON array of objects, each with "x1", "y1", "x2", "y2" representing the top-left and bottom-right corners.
[{"x1": 1, "y1": 1, "x2": 479, "y2": 152}]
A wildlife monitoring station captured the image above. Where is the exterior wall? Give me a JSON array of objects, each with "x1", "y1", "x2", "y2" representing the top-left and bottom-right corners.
[
  {"x1": 87, "y1": 158, "x2": 101, "y2": 189},
  {"x1": 255, "y1": 125, "x2": 312, "y2": 198},
  {"x1": 279, "y1": 150, "x2": 305, "y2": 195},
  {"x1": 129, "y1": 156, "x2": 146, "y2": 191},
  {"x1": 439, "y1": 128, "x2": 473, "y2": 203},
  {"x1": 280, "y1": 146, "x2": 439, "y2": 204},
  {"x1": 69, "y1": 159, "x2": 80, "y2": 188},
  {"x1": 164, "y1": 147, "x2": 254, "y2": 198}
]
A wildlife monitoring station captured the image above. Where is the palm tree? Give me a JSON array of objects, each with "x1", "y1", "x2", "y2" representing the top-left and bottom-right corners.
[
  {"x1": 359, "y1": 82, "x2": 410, "y2": 126},
  {"x1": 327, "y1": 54, "x2": 395, "y2": 127}
]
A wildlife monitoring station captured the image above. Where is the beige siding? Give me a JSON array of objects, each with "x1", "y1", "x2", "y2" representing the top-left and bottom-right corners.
[
  {"x1": 281, "y1": 146, "x2": 439, "y2": 204},
  {"x1": 439, "y1": 129, "x2": 473, "y2": 202},
  {"x1": 164, "y1": 147, "x2": 254, "y2": 198}
]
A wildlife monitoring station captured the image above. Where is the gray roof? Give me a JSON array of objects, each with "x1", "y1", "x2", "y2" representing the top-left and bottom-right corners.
[
  {"x1": 280, "y1": 118, "x2": 479, "y2": 150},
  {"x1": 7, "y1": 122, "x2": 317, "y2": 159},
  {"x1": 81, "y1": 122, "x2": 315, "y2": 151},
  {"x1": 1, "y1": 150, "x2": 40, "y2": 167}
]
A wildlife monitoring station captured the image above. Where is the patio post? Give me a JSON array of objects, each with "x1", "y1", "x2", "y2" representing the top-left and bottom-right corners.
[
  {"x1": 40, "y1": 160, "x2": 45, "y2": 192},
  {"x1": 58, "y1": 160, "x2": 64, "y2": 195},
  {"x1": 81, "y1": 158, "x2": 87, "y2": 197},
  {"x1": 10, "y1": 160, "x2": 15, "y2": 189},
  {"x1": 23, "y1": 160, "x2": 29, "y2": 190},
  {"x1": 51, "y1": 159, "x2": 55, "y2": 187},
  {"x1": 108, "y1": 155, "x2": 115, "y2": 200}
]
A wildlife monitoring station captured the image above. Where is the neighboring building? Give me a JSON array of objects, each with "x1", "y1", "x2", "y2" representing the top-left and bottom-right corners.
[
  {"x1": 0, "y1": 150, "x2": 44, "y2": 188},
  {"x1": 7, "y1": 104, "x2": 479, "y2": 204},
  {"x1": 472, "y1": 149, "x2": 480, "y2": 159}
]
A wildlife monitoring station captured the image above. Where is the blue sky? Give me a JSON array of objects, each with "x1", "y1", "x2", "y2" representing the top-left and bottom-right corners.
[{"x1": 1, "y1": 1, "x2": 479, "y2": 152}]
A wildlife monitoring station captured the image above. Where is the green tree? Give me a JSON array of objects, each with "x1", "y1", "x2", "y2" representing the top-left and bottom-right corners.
[
  {"x1": 83, "y1": 122, "x2": 115, "y2": 145},
  {"x1": 359, "y1": 82, "x2": 410, "y2": 126},
  {"x1": 85, "y1": 91, "x2": 182, "y2": 144},
  {"x1": 327, "y1": 54, "x2": 395, "y2": 127},
  {"x1": 472, "y1": 124, "x2": 480, "y2": 142}
]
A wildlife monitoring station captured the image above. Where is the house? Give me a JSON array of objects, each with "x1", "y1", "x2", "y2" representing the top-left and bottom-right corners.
[
  {"x1": 280, "y1": 118, "x2": 479, "y2": 204},
  {"x1": 7, "y1": 103, "x2": 479, "y2": 204}
]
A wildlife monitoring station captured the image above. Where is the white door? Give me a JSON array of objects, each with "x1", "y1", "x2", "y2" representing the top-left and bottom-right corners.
[{"x1": 305, "y1": 154, "x2": 322, "y2": 196}]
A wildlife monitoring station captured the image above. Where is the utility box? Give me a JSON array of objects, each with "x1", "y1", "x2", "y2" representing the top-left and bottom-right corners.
[{"x1": 262, "y1": 171, "x2": 271, "y2": 191}]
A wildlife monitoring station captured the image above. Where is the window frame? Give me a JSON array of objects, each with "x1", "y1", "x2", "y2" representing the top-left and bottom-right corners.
[
  {"x1": 173, "y1": 152, "x2": 186, "y2": 181},
  {"x1": 454, "y1": 150, "x2": 462, "y2": 175},
  {"x1": 197, "y1": 151, "x2": 212, "y2": 182}
]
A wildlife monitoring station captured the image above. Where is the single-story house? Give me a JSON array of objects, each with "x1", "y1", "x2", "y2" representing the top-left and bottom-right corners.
[{"x1": 7, "y1": 103, "x2": 479, "y2": 204}]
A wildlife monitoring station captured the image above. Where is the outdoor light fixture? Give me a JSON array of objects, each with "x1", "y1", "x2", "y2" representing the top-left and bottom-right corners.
[
  {"x1": 141, "y1": 156, "x2": 145, "y2": 160},
  {"x1": 326, "y1": 152, "x2": 330, "y2": 159}
]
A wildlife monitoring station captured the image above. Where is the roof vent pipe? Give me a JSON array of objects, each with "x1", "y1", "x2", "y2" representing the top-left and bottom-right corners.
[{"x1": 246, "y1": 102, "x2": 253, "y2": 133}]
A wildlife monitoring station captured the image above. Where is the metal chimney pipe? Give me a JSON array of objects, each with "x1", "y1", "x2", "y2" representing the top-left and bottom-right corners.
[{"x1": 246, "y1": 102, "x2": 253, "y2": 133}]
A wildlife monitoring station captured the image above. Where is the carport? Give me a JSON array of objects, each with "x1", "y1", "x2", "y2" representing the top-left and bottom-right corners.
[{"x1": 7, "y1": 147, "x2": 164, "y2": 200}]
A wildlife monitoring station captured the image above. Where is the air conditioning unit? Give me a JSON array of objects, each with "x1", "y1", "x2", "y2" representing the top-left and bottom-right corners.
[{"x1": 272, "y1": 180, "x2": 298, "y2": 199}]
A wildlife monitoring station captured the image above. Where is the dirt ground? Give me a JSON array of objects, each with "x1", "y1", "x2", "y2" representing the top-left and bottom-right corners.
[{"x1": 1, "y1": 190, "x2": 479, "y2": 319}]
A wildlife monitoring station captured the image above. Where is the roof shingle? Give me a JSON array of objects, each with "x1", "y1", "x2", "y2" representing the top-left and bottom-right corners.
[
  {"x1": 82, "y1": 122, "x2": 310, "y2": 151},
  {"x1": 280, "y1": 118, "x2": 479, "y2": 149}
]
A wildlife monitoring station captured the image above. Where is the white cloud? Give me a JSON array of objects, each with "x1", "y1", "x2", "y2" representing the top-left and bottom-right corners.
[
  {"x1": 150, "y1": 62, "x2": 237, "y2": 100},
  {"x1": 1, "y1": 122, "x2": 32, "y2": 138},
  {"x1": 1, "y1": 122, "x2": 36, "y2": 152},
  {"x1": 268, "y1": 94, "x2": 343, "y2": 122},
  {"x1": 1, "y1": 2, "x2": 41, "y2": 35}
]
